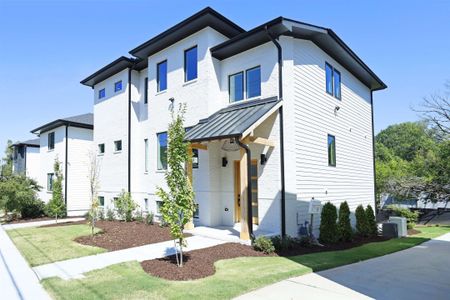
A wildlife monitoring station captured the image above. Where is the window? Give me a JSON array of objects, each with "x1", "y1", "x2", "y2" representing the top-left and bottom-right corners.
[
  {"x1": 229, "y1": 71, "x2": 244, "y2": 102},
  {"x1": 98, "y1": 196, "x2": 105, "y2": 206},
  {"x1": 157, "y1": 60, "x2": 167, "y2": 92},
  {"x1": 114, "y1": 140, "x2": 122, "y2": 152},
  {"x1": 48, "y1": 132, "x2": 55, "y2": 150},
  {"x1": 47, "y1": 173, "x2": 54, "y2": 191},
  {"x1": 333, "y1": 69, "x2": 341, "y2": 99},
  {"x1": 114, "y1": 81, "x2": 122, "y2": 92},
  {"x1": 246, "y1": 66, "x2": 261, "y2": 99},
  {"x1": 184, "y1": 46, "x2": 198, "y2": 82},
  {"x1": 156, "y1": 200, "x2": 163, "y2": 215},
  {"x1": 325, "y1": 62, "x2": 341, "y2": 100},
  {"x1": 98, "y1": 143, "x2": 105, "y2": 154},
  {"x1": 157, "y1": 132, "x2": 167, "y2": 170},
  {"x1": 144, "y1": 77, "x2": 148, "y2": 104},
  {"x1": 144, "y1": 198, "x2": 148, "y2": 211},
  {"x1": 98, "y1": 88, "x2": 106, "y2": 99},
  {"x1": 328, "y1": 134, "x2": 336, "y2": 166},
  {"x1": 144, "y1": 139, "x2": 149, "y2": 172},
  {"x1": 194, "y1": 203, "x2": 199, "y2": 219},
  {"x1": 192, "y1": 149, "x2": 199, "y2": 169}
]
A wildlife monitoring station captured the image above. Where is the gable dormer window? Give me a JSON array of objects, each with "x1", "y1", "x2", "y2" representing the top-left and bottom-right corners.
[
  {"x1": 184, "y1": 46, "x2": 198, "y2": 82},
  {"x1": 157, "y1": 60, "x2": 167, "y2": 92},
  {"x1": 98, "y1": 88, "x2": 106, "y2": 99},
  {"x1": 325, "y1": 62, "x2": 341, "y2": 100},
  {"x1": 114, "y1": 81, "x2": 122, "y2": 92},
  {"x1": 48, "y1": 132, "x2": 55, "y2": 150}
]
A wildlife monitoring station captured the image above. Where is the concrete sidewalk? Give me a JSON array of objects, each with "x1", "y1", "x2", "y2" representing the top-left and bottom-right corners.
[
  {"x1": 0, "y1": 225, "x2": 50, "y2": 300},
  {"x1": 34, "y1": 235, "x2": 227, "y2": 280},
  {"x1": 3, "y1": 217, "x2": 84, "y2": 230}
]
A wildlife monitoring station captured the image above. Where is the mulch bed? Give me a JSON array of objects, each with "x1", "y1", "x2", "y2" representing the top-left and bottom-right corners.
[
  {"x1": 275, "y1": 235, "x2": 390, "y2": 257},
  {"x1": 5, "y1": 216, "x2": 55, "y2": 224},
  {"x1": 408, "y1": 228, "x2": 421, "y2": 235},
  {"x1": 141, "y1": 243, "x2": 272, "y2": 281},
  {"x1": 74, "y1": 221, "x2": 189, "y2": 251}
]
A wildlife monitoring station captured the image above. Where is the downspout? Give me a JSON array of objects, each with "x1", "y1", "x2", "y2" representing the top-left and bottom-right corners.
[
  {"x1": 127, "y1": 67, "x2": 132, "y2": 194},
  {"x1": 370, "y1": 90, "x2": 377, "y2": 213},
  {"x1": 65, "y1": 125, "x2": 69, "y2": 208},
  {"x1": 236, "y1": 137, "x2": 253, "y2": 238},
  {"x1": 266, "y1": 26, "x2": 286, "y2": 237}
]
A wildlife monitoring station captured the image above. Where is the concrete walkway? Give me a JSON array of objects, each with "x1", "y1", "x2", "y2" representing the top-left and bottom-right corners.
[
  {"x1": 34, "y1": 235, "x2": 227, "y2": 280},
  {"x1": 236, "y1": 233, "x2": 450, "y2": 300},
  {"x1": 2, "y1": 217, "x2": 84, "y2": 230},
  {"x1": 0, "y1": 225, "x2": 50, "y2": 300}
]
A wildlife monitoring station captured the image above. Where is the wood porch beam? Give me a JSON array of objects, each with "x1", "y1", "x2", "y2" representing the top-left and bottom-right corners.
[
  {"x1": 242, "y1": 136, "x2": 275, "y2": 147},
  {"x1": 239, "y1": 148, "x2": 250, "y2": 240},
  {"x1": 190, "y1": 143, "x2": 207, "y2": 150}
]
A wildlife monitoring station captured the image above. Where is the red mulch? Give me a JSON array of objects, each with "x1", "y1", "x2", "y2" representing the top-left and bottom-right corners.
[
  {"x1": 141, "y1": 243, "x2": 271, "y2": 281},
  {"x1": 408, "y1": 228, "x2": 421, "y2": 235},
  {"x1": 275, "y1": 235, "x2": 390, "y2": 257},
  {"x1": 74, "y1": 221, "x2": 188, "y2": 251}
]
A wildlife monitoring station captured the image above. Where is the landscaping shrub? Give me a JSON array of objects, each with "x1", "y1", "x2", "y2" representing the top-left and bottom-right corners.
[
  {"x1": 97, "y1": 207, "x2": 105, "y2": 221},
  {"x1": 106, "y1": 208, "x2": 115, "y2": 221},
  {"x1": 337, "y1": 201, "x2": 353, "y2": 242},
  {"x1": 387, "y1": 205, "x2": 419, "y2": 229},
  {"x1": 135, "y1": 210, "x2": 144, "y2": 223},
  {"x1": 46, "y1": 159, "x2": 66, "y2": 221},
  {"x1": 252, "y1": 236, "x2": 275, "y2": 254},
  {"x1": 355, "y1": 204, "x2": 368, "y2": 236},
  {"x1": 145, "y1": 211, "x2": 154, "y2": 225},
  {"x1": 271, "y1": 235, "x2": 296, "y2": 252},
  {"x1": 298, "y1": 236, "x2": 314, "y2": 248},
  {"x1": 115, "y1": 191, "x2": 137, "y2": 222},
  {"x1": 365, "y1": 205, "x2": 378, "y2": 236},
  {"x1": 20, "y1": 198, "x2": 45, "y2": 219},
  {"x1": 319, "y1": 202, "x2": 338, "y2": 244}
]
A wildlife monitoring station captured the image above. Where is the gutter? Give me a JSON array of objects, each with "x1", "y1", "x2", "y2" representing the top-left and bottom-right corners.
[
  {"x1": 266, "y1": 26, "x2": 287, "y2": 237},
  {"x1": 127, "y1": 68, "x2": 132, "y2": 194},
  {"x1": 370, "y1": 91, "x2": 377, "y2": 213},
  {"x1": 65, "y1": 125, "x2": 69, "y2": 209},
  {"x1": 236, "y1": 137, "x2": 253, "y2": 238}
]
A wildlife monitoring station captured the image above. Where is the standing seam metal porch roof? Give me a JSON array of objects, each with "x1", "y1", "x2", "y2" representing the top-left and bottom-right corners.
[{"x1": 185, "y1": 97, "x2": 281, "y2": 143}]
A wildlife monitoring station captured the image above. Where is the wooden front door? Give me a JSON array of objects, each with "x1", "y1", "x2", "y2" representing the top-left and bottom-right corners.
[{"x1": 234, "y1": 160, "x2": 258, "y2": 224}]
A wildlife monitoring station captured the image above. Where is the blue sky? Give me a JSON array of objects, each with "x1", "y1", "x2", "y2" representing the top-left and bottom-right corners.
[{"x1": 0, "y1": 0, "x2": 449, "y2": 153}]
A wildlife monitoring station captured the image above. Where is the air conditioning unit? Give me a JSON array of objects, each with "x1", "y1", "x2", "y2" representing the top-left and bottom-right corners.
[{"x1": 389, "y1": 217, "x2": 408, "y2": 237}]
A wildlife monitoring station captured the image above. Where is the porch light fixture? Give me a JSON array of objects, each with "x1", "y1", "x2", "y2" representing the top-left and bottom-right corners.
[
  {"x1": 260, "y1": 154, "x2": 267, "y2": 165},
  {"x1": 221, "y1": 138, "x2": 240, "y2": 152},
  {"x1": 222, "y1": 157, "x2": 228, "y2": 167}
]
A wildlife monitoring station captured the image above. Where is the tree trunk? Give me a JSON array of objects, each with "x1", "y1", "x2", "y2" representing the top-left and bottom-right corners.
[
  {"x1": 179, "y1": 238, "x2": 183, "y2": 267},
  {"x1": 174, "y1": 240, "x2": 180, "y2": 267}
]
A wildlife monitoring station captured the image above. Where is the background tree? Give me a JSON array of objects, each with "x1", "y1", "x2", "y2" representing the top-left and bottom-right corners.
[
  {"x1": 156, "y1": 104, "x2": 195, "y2": 267},
  {"x1": 87, "y1": 151, "x2": 101, "y2": 236},
  {"x1": 46, "y1": 158, "x2": 66, "y2": 222},
  {"x1": 1, "y1": 140, "x2": 13, "y2": 177},
  {"x1": 0, "y1": 175, "x2": 41, "y2": 218}
]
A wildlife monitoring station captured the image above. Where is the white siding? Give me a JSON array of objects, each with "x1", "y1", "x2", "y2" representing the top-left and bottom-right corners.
[{"x1": 25, "y1": 146, "x2": 40, "y2": 181}]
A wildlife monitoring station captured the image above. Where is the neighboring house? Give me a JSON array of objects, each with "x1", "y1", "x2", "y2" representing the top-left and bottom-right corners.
[
  {"x1": 30, "y1": 113, "x2": 94, "y2": 216},
  {"x1": 11, "y1": 138, "x2": 40, "y2": 180},
  {"x1": 81, "y1": 7, "x2": 386, "y2": 240}
]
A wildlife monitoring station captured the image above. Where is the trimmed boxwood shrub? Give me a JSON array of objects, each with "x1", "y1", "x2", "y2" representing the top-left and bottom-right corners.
[
  {"x1": 253, "y1": 236, "x2": 275, "y2": 254},
  {"x1": 338, "y1": 201, "x2": 353, "y2": 242},
  {"x1": 365, "y1": 205, "x2": 377, "y2": 236},
  {"x1": 319, "y1": 202, "x2": 338, "y2": 244},
  {"x1": 355, "y1": 204, "x2": 368, "y2": 236},
  {"x1": 20, "y1": 198, "x2": 45, "y2": 219}
]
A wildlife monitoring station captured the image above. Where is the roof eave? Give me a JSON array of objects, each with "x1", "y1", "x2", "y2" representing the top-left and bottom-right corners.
[{"x1": 80, "y1": 56, "x2": 136, "y2": 88}]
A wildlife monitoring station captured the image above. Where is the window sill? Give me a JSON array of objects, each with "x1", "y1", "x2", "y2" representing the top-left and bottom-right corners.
[
  {"x1": 98, "y1": 153, "x2": 104, "y2": 156},
  {"x1": 155, "y1": 169, "x2": 166, "y2": 173},
  {"x1": 155, "y1": 90, "x2": 167, "y2": 96},
  {"x1": 228, "y1": 96, "x2": 261, "y2": 106},
  {"x1": 47, "y1": 149, "x2": 55, "y2": 152},
  {"x1": 47, "y1": 191, "x2": 53, "y2": 194},
  {"x1": 183, "y1": 79, "x2": 198, "y2": 87},
  {"x1": 113, "y1": 151, "x2": 122, "y2": 154}
]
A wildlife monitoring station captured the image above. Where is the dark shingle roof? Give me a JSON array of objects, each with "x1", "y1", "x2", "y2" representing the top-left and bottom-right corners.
[
  {"x1": 185, "y1": 97, "x2": 281, "y2": 143},
  {"x1": 31, "y1": 113, "x2": 93, "y2": 134},
  {"x1": 12, "y1": 138, "x2": 40, "y2": 147}
]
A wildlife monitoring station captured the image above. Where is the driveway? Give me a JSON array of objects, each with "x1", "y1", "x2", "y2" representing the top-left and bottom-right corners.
[{"x1": 236, "y1": 233, "x2": 450, "y2": 300}]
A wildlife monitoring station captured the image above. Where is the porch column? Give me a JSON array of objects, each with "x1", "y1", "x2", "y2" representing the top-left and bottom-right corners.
[
  {"x1": 239, "y1": 148, "x2": 250, "y2": 240},
  {"x1": 185, "y1": 145, "x2": 194, "y2": 230}
]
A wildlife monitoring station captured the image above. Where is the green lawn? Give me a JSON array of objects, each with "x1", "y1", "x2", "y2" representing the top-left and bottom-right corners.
[
  {"x1": 7, "y1": 224, "x2": 104, "y2": 266},
  {"x1": 42, "y1": 226, "x2": 450, "y2": 300}
]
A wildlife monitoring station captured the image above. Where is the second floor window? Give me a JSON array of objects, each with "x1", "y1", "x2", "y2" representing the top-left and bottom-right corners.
[
  {"x1": 184, "y1": 46, "x2": 198, "y2": 82},
  {"x1": 157, "y1": 60, "x2": 167, "y2": 92},
  {"x1": 229, "y1": 71, "x2": 244, "y2": 102},
  {"x1": 98, "y1": 88, "x2": 106, "y2": 99},
  {"x1": 114, "y1": 140, "x2": 122, "y2": 152},
  {"x1": 98, "y1": 143, "x2": 105, "y2": 154},
  {"x1": 114, "y1": 81, "x2": 122, "y2": 92},
  {"x1": 144, "y1": 77, "x2": 148, "y2": 104},
  {"x1": 144, "y1": 139, "x2": 149, "y2": 172},
  {"x1": 47, "y1": 173, "x2": 54, "y2": 191},
  {"x1": 157, "y1": 132, "x2": 167, "y2": 170},
  {"x1": 48, "y1": 132, "x2": 55, "y2": 150},
  {"x1": 246, "y1": 66, "x2": 261, "y2": 99},
  {"x1": 325, "y1": 62, "x2": 341, "y2": 100},
  {"x1": 328, "y1": 134, "x2": 336, "y2": 166}
]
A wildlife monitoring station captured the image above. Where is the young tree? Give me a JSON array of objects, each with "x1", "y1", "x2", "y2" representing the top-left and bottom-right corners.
[
  {"x1": 46, "y1": 158, "x2": 66, "y2": 222},
  {"x1": 337, "y1": 201, "x2": 353, "y2": 242},
  {"x1": 156, "y1": 104, "x2": 195, "y2": 267},
  {"x1": 87, "y1": 151, "x2": 101, "y2": 236},
  {"x1": 1, "y1": 140, "x2": 13, "y2": 178}
]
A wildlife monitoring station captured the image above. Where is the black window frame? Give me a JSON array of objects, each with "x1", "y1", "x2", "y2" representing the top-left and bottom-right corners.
[
  {"x1": 333, "y1": 69, "x2": 341, "y2": 100},
  {"x1": 47, "y1": 173, "x2": 54, "y2": 191},
  {"x1": 325, "y1": 62, "x2": 334, "y2": 96},
  {"x1": 48, "y1": 132, "x2": 55, "y2": 150},
  {"x1": 98, "y1": 143, "x2": 105, "y2": 154},
  {"x1": 245, "y1": 66, "x2": 261, "y2": 99},
  {"x1": 114, "y1": 80, "x2": 122, "y2": 93},
  {"x1": 98, "y1": 196, "x2": 105, "y2": 206},
  {"x1": 228, "y1": 71, "x2": 244, "y2": 103},
  {"x1": 157, "y1": 60, "x2": 168, "y2": 92},
  {"x1": 184, "y1": 45, "x2": 198, "y2": 82},
  {"x1": 144, "y1": 77, "x2": 148, "y2": 104},
  {"x1": 114, "y1": 140, "x2": 122, "y2": 152},
  {"x1": 325, "y1": 62, "x2": 341, "y2": 100},
  {"x1": 156, "y1": 132, "x2": 168, "y2": 170},
  {"x1": 144, "y1": 138, "x2": 149, "y2": 173},
  {"x1": 328, "y1": 134, "x2": 336, "y2": 167},
  {"x1": 98, "y1": 88, "x2": 106, "y2": 99}
]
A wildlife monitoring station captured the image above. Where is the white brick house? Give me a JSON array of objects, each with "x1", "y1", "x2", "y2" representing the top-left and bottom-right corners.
[
  {"x1": 30, "y1": 114, "x2": 94, "y2": 216},
  {"x1": 81, "y1": 7, "x2": 386, "y2": 239}
]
